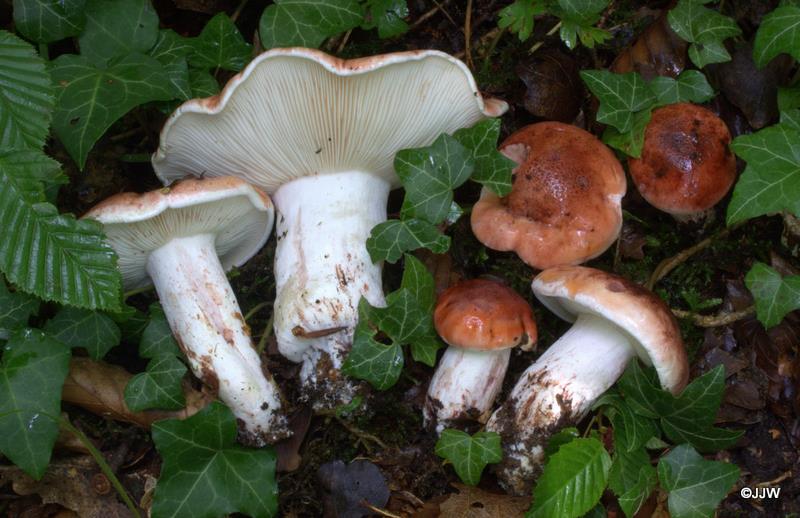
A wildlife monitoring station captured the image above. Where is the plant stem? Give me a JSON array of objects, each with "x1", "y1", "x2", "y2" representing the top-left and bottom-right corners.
[{"x1": 671, "y1": 306, "x2": 755, "y2": 327}]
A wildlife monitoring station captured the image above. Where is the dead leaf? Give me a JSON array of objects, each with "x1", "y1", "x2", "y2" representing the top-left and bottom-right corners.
[
  {"x1": 434, "y1": 484, "x2": 529, "y2": 518},
  {"x1": 611, "y1": 14, "x2": 687, "y2": 79},
  {"x1": 517, "y1": 48, "x2": 583, "y2": 123},
  {"x1": 317, "y1": 459, "x2": 390, "y2": 518},
  {"x1": 275, "y1": 406, "x2": 312, "y2": 472}
]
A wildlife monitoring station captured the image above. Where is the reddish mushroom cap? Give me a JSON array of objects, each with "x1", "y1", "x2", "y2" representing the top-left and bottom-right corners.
[
  {"x1": 628, "y1": 103, "x2": 736, "y2": 215},
  {"x1": 470, "y1": 122, "x2": 626, "y2": 270},
  {"x1": 434, "y1": 279, "x2": 537, "y2": 351}
]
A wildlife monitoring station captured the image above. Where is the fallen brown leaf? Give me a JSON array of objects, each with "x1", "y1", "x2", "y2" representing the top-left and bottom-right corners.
[
  {"x1": 611, "y1": 14, "x2": 687, "y2": 80},
  {"x1": 431, "y1": 484, "x2": 529, "y2": 518}
]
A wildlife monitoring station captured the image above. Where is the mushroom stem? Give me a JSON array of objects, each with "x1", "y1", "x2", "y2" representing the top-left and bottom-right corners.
[
  {"x1": 272, "y1": 171, "x2": 391, "y2": 410},
  {"x1": 486, "y1": 313, "x2": 635, "y2": 495},
  {"x1": 424, "y1": 347, "x2": 511, "y2": 433},
  {"x1": 147, "y1": 233, "x2": 288, "y2": 445}
]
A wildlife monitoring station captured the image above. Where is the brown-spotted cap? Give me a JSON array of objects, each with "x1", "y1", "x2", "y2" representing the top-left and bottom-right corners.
[
  {"x1": 532, "y1": 266, "x2": 688, "y2": 394},
  {"x1": 434, "y1": 279, "x2": 537, "y2": 352},
  {"x1": 628, "y1": 103, "x2": 736, "y2": 215},
  {"x1": 83, "y1": 176, "x2": 273, "y2": 290},
  {"x1": 471, "y1": 122, "x2": 626, "y2": 270}
]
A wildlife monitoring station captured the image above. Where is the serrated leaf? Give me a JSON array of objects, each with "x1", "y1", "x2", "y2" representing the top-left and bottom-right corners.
[
  {"x1": 342, "y1": 300, "x2": 404, "y2": 390},
  {"x1": 125, "y1": 354, "x2": 187, "y2": 411},
  {"x1": 0, "y1": 279, "x2": 39, "y2": 340},
  {"x1": 0, "y1": 329, "x2": 70, "y2": 479},
  {"x1": 580, "y1": 70, "x2": 656, "y2": 133},
  {"x1": 152, "y1": 401, "x2": 278, "y2": 518},
  {"x1": 608, "y1": 447, "x2": 657, "y2": 518},
  {"x1": 362, "y1": 0, "x2": 409, "y2": 38},
  {"x1": 528, "y1": 437, "x2": 611, "y2": 518},
  {"x1": 396, "y1": 133, "x2": 474, "y2": 224},
  {"x1": 498, "y1": 0, "x2": 545, "y2": 41},
  {"x1": 650, "y1": 70, "x2": 715, "y2": 106},
  {"x1": 78, "y1": 0, "x2": 159, "y2": 65},
  {"x1": 0, "y1": 151, "x2": 65, "y2": 203},
  {"x1": 544, "y1": 427, "x2": 580, "y2": 458},
  {"x1": 140, "y1": 303, "x2": 181, "y2": 359},
  {"x1": 435, "y1": 429, "x2": 502, "y2": 486},
  {"x1": 366, "y1": 218, "x2": 450, "y2": 263},
  {"x1": 668, "y1": 0, "x2": 741, "y2": 68},
  {"x1": 753, "y1": 6, "x2": 800, "y2": 67},
  {"x1": 259, "y1": 0, "x2": 365, "y2": 49},
  {"x1": 657, "y1": 444, "x2": 739, "y2": 518},
  {"x1": 189, "y1": 13, "x2": 252, "y2": 72},
  {"x1": 453, "y1": 119, "x2": 515, "y2": 196},
  {"x1": 0, "y1": 31, "x2": 55, "y2": 152},
  {"x1": 50, "y1": 53, "x2": 175, "y2": 169},
  {"x1": 727, "y1": 121, "x2": 800, "y2": 224},
  {"x1": 12, "y1": 0, "x2": 86, "y2": 43},
  {"x1": 745, "y1": 261, "x2": 800, "y2": 328},
  {"x1": 43, "y1": 306, "x2": 121, "y2": 359}
]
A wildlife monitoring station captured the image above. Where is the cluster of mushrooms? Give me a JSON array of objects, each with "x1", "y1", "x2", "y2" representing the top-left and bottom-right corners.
[{"x1": 81, "y1": 47, "x2": 736, "y2": 495}]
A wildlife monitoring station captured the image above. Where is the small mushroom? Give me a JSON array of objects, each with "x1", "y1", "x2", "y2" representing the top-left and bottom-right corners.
[
  {"x1": 471, "y1": 122, "x2": 626, "y2": 270},
  {"x1": 83, "y1": 177, "x2": 288, "y2": 445},
  {"x1": 628, "y1": 102, "x2": 736, "y2": 220},
  {"x1": 424, "y1": 279, "x2": 537, "y2": 433},
  {"x1": 486, "y1": 266, "x2": 688, "y2": 495}
]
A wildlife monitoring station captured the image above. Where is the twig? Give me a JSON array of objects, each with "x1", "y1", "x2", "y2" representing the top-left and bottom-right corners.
[
  {"x1": 336, "y1": 29, "x2": 353, "y2": 54},
  {"x1": 334, "y1": 416, "x2": 388, "y2": 452},
  {"x1": 244, "y1": 301, "x2": 271, "y2": 322},
  {"x1": 756, "y1": 470, "x2": 792, "y2": 487},
  {"x1": 361, "y1": 502, "x2": 403, "y2": 518},
  {"x1": 529, "y1": 21, "x2": 561, "y2": 53},
  {"x1": 671, "y1": 306, "x2": 755, "y2": 327},
  {"x1": 454, "y1": 27, "x2": 501, "y2": 59},
  {"x1": 230, "y1": 0, "x2": 249, "y2": 23},
  {"x1": 480, "y1": 26, "x2": 507, "y2": 72},
  {"x1": 410, "y1": 0, "x2": 451, "y2": 29},
  {"x1": 110, "y1": 127, "x2": 143, "y2": 142},
  {"x1": 464, "y1": 0, "x2": 474, "y2": 70}
]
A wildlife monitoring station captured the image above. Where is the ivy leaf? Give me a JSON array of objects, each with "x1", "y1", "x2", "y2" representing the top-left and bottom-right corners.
[
  {"x1": 745, "y1": 262, "x2": 800, "y2": 328},
  {"x1": 727, "y1": 118, "x2": 800, "y2": 224},
  {"x1": 396, "y1": 133, "x2": 474, "y2": 224},
  {"x1": 498, "y1": 0, "x2": 546, "y2": 41},
  {"x1": 602, "y1": 108, "x2": 652, "y2": 158},
  {"x1": 125, "y1": 354, "x2": 187, "y2": 411},
  {"x1": 342, "y1": 300, "x2": 404, "y2": 390},
  {"x1": 50, "y1": 53, "x2": 174, "y2": 169},
  {"x1": 0, "y1": 31, "x2": 55, "y2": 152},
  {"x1": 528, "y1": 437, "x2": 611, "y2": 518},
  {"x1": 667, "y1": 0, "x2": 741, "y2": 68},
  {"x1": 139, "y1": 303, "x2": 182, "y2": 359},
  {"x1": 580, "y1": 70, "x2": 656, "y2": 133},
  {"x1": 43, "y1": 306, "x2": 121, "y2": 359},
  {"x1": 366, "y1": 218, "x2": 450, "y2": 263},
  {"x1": 0, "y1": 329, "x2": 70, "y2": 479},
  {"x1": 259, "y1": 0, "x2": 364, "y2": 49},
  {"x1": 152, "y1": 401, "x2": 278, "y2": 518},
  {"x1": 362, "y1": 0, "x2": 409, "y2": 39},
  {"x1": 435, "y1": 429, "x2": 502, "y2": 486},
  {"x1": 657, "y1": 444, "x2": 739, "y2": 518},
  {"x1": 616, "y1": 360, "x2": 669, "y2": 419},
  {"x1": 408, "y1": 332, "x2": 441, "y2": 366},
  {"x1": 189, "y1": 13, "x2": 252, "y2": 72},
  {"x1": 608, "y1": 447, "x2": 657, "y2": 518},
  {"x1": 778, "y1": 86, "x2": 800, "y2": 111},
  {"x1": 12, "y1": 0, "x2": 87, "y2": 43},
  {"x1": 150, "y1": 30, "x2": 194, "y2": 101},
  {"x1": 0, "y1": 280, "x2": 39, "y2": 340},
  {"x1": 649, "y1": 70, "x2": 715, "y2": 106},
  {"x1": 453, "y1": 118, "x2": 515, "y2": 196},
  {"x1": 598, "y1": 391, "x2": 659, "y2": 453},
  {"x1": 400, "y1": 254, "x2": 435, "y2": 312},
  {"x1": 753, "y1": 5, "x2": 800, "y2": 67},
  {"x1": 78, "y1": 0, "x2": 159, "y2": 66},
  {"x1": 189, "y1": 69, "x2": 221, "y2": 97}
]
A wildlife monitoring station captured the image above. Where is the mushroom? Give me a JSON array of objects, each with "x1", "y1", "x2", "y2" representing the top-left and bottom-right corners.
[
  {"x1": 628, "y1": 102, "x2": 736, "y2": 220},
  {"x1": 424, "y1": 279, "x2": 537, "y2": 433},
  {"x1": 151, "y1": 48, "x2": 507, "y2": 410},
  {"x1": 486, "y1": 266, "x2": 688, "y2": 495},
  {"x1": 83, "y1": 177, "x2": 289, "y2": 445},
  {"x1": 471, "y1": 122, "x2": 626, "y2": 270}
]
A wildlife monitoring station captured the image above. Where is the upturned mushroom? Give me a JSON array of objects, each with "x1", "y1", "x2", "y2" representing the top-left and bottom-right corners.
[
  {"x1": 83, "y1": 177, "x2": 288, "y2": 445},
  {"x1": 486, "y1": 266, "x2": 688, "y2": 495},
  {"x1": 424, "y1": 279, "x2": 537, "y2": 433},
  {"x1": 471, "y1": 122, "x2": 626, "y2": 270},
  {"x1": 151, "y1": 48, "x2": 507, "y2": 409},
  {"x1": 628, "y1": 102, "x2": 736, "y2": 220}
]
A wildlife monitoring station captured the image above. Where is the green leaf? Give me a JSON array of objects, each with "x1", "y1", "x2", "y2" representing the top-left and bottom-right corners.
[
  {"x1": 608, "y1": 447, "x2": 657, "y2": 518},
  {"x1": 0, "y1": 280, "x2": 39, "y2": 340},
  {"x1": 616, "y1": 360, "x2": 669, "y2": 419},
  {"x1": 435, "y1": 429, "x2": 502, "y2": 486},
  {"x1": 400, "y1": 254, "x2": 435, "y2": 311},
  {"x1": 599, "y1": 392, "x2": 659, "y2": 453},
  {"x1": 43, "y1": 306, "x2": 121, "y2": 359},
  {"x1": 576, "y1": 25, "x2": 612, "y2": 49},
  {"x1": 374, "y1": 288, "x2": 431, "y2": 343},
  {"x1": 556, "y1": 0, "x2": 608, "y2": 22},
  {"x1": 362, "y1": 0, "x2": 409, "y2": 39},
  {"x1": 50, "y1": 53, "x2": 174, "y2": 169},
  {"x1": 189, "y1": 13, "x2": 252, "y2": 72},
  {"x1": 189, "y1": 69, "x2": 220, "y2": 97},
  {"x1": 0, "y1": 329, "x2": 70, "y2": 479},
  {"x1": 12, "y1": 0, "x2": 86, "y2": 43},
  {"x1": 580, "y1": 70, "x2": 656, "y2": 133},
  {"x1": 342, "y1": 300, "x2": 404, "y2": 390},
  {"x1": 528, "y1": 437, "x2": 611, "y2": 518},
  {"x1": 152, "y1": 401, "x2": 278, "y2": 518},
  {"x1": 668, "y1": 0, "x2": 741, "y2": 68},
  {"x1": 78, "y1": 0, "x2": 159, "y2": 65},
  {"x1": 544, "y1": 427, "x2": 580, "y2": 458},
  {"x1": 727, "y1": 121, "x2": 800, "y2": 224},
  {"x1": 0, "y1": 156, "x2": 122, "y2": 311},
  {"x1": 140, "y1": 303, "x2": 182, "y2": 359},
  {"x1": 778, "y1": 86, "x2": 800, "y2": 111},
  {"x1": 602, "y1": 108, "x2": 652, "y2": 158},
  {"x1": 259, "y1": 0, "x2": 365, "y2": 49},
  {"x1": 453, "y1": 118, "x2": 515, "y2": 196},
  {"x1": 125, "y1": 354, "x2": 187, "y2": 411},
  {"x1": 396, "y1": 133, "x2": 474, "y2": 224},
  {"x1": 0, "y1": 31, "x2": 55, "y2": 152},
  {"x1": 366, "y1": 218, "x2": 450, "y2": 263},
  {"x1": 408, "y1": 333, "x2": 442, "y2": 366},
  {"x1": 498, "y1": 0, "x2": 545, "y2": 41},
  {"x1": 745, "y1": 262, "x2": 800, "y2": 328},
  {"x1": 150, "y1": 30, "x2": 194, "y2": 101},
  {"x1": 753, "y1": 6, "x2": 800, "y2": 67},
  {"x1": 650, "y1": 70, "x2": 715, "y2": 106},
  {"x1": 0, "y1": 151, "x2": 64, "y2": 203},
  {"x1": 657, "y1": 444, "x2": 739, "y2": 518}
]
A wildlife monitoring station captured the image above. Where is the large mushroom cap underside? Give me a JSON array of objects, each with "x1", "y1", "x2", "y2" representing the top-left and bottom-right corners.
[
  {"x1": 153, "y1": 48, "x2": 508, "y2": 192},
  {"x1": 532, "y1": 266, "x2": 688, "y2": 394},
  {"x1": 84, "y1": 177, "x2": 273, "y2": 290}
]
